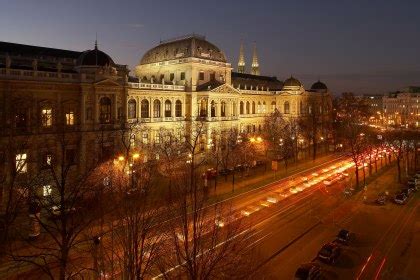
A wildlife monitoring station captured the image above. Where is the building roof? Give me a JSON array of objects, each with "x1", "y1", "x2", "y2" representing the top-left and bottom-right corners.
[
  {"x1": 139, "y1": 34, "x2": 227, "y2": 65},
  {"x1": 283, "y1": 76, "x2": 302, "y2": 87},
  {"x1": 76, "y1": 47, "x2": 115, "y2": 67},
  {"x1": 310, "y1": 80, "x2": 328, "y2": 90},
  {"x1": 196, "y1": 79, "x2": 224, "y2": 91},
  {"x1": 231, "y1": 72, "x2": 283, "y2": 91},
  {"x1": 0, "y1": 41, "x2": 81, "y2": 59}
]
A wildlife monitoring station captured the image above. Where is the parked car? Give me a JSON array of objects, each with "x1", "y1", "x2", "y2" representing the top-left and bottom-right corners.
[
  {"x1": 394, "y1": 193, "x2": 408, "y2": 205},
  {"x1": 50, "y1": 205, "x2": 77, "y2": 217},
  {"x1": 219, "y1": 168, "x2": 233, "y2": 176},
  {"x1": 401, "y1": 188, "x2": 412, "y2": 197},
  {"x1": 343, "y1": 188, "x2": 354, "y2": 197},
  {"x1": 206, "y1": 168, "x2": 217, "y2": 179},
  {"x1": 317, "y1": 242, "x2": 341, "y2": 264},
  {"x1": 294, "y1": 262, "x2": 321, "y2": 280},
  {"x1": 336, "y1": 229, "x2": 352, "y2": 245},
  {"x1": 375, "y1": 194, "x2": 387, "y2": 205}
]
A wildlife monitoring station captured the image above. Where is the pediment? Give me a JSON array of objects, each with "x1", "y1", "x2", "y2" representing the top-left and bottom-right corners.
[
  {"x1": 210, "y1": 84, "x2": 240, "y2": 94},
  {"x1": 94, "y1": 78, "x2": 122, "y2": 87}
]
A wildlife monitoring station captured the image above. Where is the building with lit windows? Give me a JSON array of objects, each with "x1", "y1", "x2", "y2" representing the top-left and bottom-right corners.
[
  {"x1": 0, "y1": 34, "x2": 332, "y2": 205},
  {"x1": 383, "y1": 87, "x2": 420, "y2": 128}
]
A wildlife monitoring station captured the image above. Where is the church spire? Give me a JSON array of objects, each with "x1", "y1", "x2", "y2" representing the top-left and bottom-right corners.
[
  {"x1": 251, "y1": 42, "x2": 260, "y2": 75},
  {"x1": 237, "y1": 41, "x2": 245, "y2": 73}
]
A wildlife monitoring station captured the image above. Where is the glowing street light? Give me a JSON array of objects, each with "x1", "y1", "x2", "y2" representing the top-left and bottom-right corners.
[
  {"x1": 118, "y1": 155, "x2": 125, "y2": 161},
  {"x1": 132, "y1": 153, "x2": 140, "y2": 160}
]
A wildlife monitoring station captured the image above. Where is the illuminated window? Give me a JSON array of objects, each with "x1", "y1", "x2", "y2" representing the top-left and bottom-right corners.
[
  {"x1": 155, "y1": 133, "x2": 161, "y2": 144},
  {"x1": 66, "y1": 111, "x2": 74, "y2": 125},
  {"x1": 41, "y1": 108, "x2": 52, "y2": 127},
  {"x1": 15, "y1": 153, "x2": 27, "y2": 173},
  {"x1": 43, "y1": 185, "x2": 52, "y2": 196},
  {"x1": 142, "y1": 132, "x2": 148, "y2": 144}
]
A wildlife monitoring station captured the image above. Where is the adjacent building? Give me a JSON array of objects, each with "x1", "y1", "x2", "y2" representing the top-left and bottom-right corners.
[{"x1": 383, "y1": 87, "x2": 420, "y2": 128}]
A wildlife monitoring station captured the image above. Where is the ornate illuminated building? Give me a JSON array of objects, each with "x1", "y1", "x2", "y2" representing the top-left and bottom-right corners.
[{"x1": 0, "y1": 34, "x2": 332, "y2": 203}]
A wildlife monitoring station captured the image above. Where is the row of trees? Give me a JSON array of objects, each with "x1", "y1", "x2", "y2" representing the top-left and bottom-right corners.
[{"x1": 0, "y1": 121, "x2": 256, "y2": 279}]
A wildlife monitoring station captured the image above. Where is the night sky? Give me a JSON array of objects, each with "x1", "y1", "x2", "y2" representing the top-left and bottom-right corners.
[{"x1": 1, "y1": 0, "x2": 420, "y2": 94}]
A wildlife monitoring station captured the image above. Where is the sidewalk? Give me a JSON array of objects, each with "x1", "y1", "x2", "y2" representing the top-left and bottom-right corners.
[{"x1": 206, "y1": 153, "x2": 342, "y2": 202}]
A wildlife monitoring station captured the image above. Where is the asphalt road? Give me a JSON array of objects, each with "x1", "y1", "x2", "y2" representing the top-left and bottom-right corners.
[{"x1": 242, "y1": 166, "x2": 419, "y2": 280}]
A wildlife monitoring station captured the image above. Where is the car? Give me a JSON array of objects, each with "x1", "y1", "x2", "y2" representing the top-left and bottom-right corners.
[
  {"x1": 375, "y1": 195, "x2": 387, "y2": 205},
  {"x1": 220, "y1": 168, "x2": 233, "y2": 175},
  {"x1": 343, "y1": 188, "x2": 354, "y2": 197},
  {"x1": 317, "y1": 242, "x2": 341, "y2": 264},
  {"x1": 394, "y1": 193, "x2": 408, "y2": 205},
  {"x1": 336, "y1": 229, "x2": 352, "y2": 245},
  {"x1": 206, "y1": 168, "x2": 217, "y2": 179},
  {"x1": 294, "y1": 262, "x2": 321, "y2": 280},
  {"x1": 401, "y1": 188, "x2": 412, "y2": 197},
  {"x1": 50, "y1": 205, "x2": 77, "y2": 217}
]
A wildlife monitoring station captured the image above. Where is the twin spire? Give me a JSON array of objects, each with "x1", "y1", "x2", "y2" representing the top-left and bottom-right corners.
[{"x1": 237, "y1": 42, "x2": 260, "y2": 75}]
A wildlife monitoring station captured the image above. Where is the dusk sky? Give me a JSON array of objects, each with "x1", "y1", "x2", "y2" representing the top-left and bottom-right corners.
[{"x1": 1, "y1": 0, "x2": 420, "y2": 94}]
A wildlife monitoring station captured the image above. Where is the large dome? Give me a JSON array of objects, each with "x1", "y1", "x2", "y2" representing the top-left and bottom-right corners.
[
  {"x1": 283, "y1": 76, "x2": 302, "y2": 88},
  {"x1": 77, "y1": 46, "x2": 115, "y2": 67},
  {"x1": 311, "y1": 80, "x2": 328, "y2": 91},
  {"x1": 140, "y1": 34, "x2": 227, "y2": 65}
]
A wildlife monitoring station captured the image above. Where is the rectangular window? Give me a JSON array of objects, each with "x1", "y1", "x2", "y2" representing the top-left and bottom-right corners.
[
  {"x1": 180, "y1": 72, "x2": 185, "y2": 80},
  {"x1": 42, "y1": 153, "x2": 52, "y2": 169},
  {"x1": 15, "y1": 153, "x2": 27, "y2": 173},
  {"x1": 41, "y1": 108, "x2": 52, "y2": 127},
  {"x1": 155, "y1": 133, "x2": 161, "y2": 144},
  {"x1": 43, "y1": 185, "x2": 52, "y2": 196},
  {"x1": 66, "y1": 111, "x2": 74, "y2": 125},
  {"x1": 142, "y1": 132, "x2": 148, "y2": 144},
  {"x1": 210, "y1": 72, "x2": 215, "y2": 81},
  {"x1": 199, "y1": 71, "x2": 204, "y2": 80}
]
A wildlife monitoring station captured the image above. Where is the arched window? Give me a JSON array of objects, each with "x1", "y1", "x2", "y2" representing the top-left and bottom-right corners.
[
  {"x1": 263, "y1": 101, "x2": 266, "y2": 113},
  {"x1": 240, "y1": 101, "x2": 244, "y2": 115},
  {"x1": 271, "y1": 101, "x2": 276, "y2": 112},
  {"x1": 211, "y1": 101, "x2": 216, "y2": 117},
  {"x1": 153, "y1": 100, "x2": 161, "y2": 118},
  {"x1": 164, "y1": 100, "x2": 172, "y2": 117},
  {"x1": 232, "y1": 102, "x2": 237, "y2": 116},
  {"x1": 128, "y1": 99, "x2": 136, "y2": 119},
  {"x1": 141, "y1": 99, "x2": 149, "y2": 118},
  {"x1": 246, "y1": 101, "x2": 250, "y2": 114},
  {"x1": 252, "y1": 101, "x2": 256, "y2": 114},
  {"x1": 284, "y1": 101, "x2": 290, "y2": 114},
  {"x1": 175, "y1": 100, "x2": 182, "y2": 117},
  {"x1": 100, "y1": 97, "x2": 111, "y2": 124},
  {"x1": 221, "y1": 101, "x2": 226, "y2": 117},
  {"x1": 257, "y1": 101, "x2": 261, "y2": 113}
]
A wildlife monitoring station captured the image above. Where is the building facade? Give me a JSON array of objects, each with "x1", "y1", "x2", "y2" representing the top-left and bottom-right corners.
[
  {"x1": 383, "y1": 87, "x2": 420, "y2": 128},
  {"x1": 0, "y1": 34, "x2": 332, "y2": 206}
]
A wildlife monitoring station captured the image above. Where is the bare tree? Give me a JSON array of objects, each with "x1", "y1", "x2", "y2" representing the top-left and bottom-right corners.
[
  {"x1": 335, "y1": 93, "x2": 369, "y2": 189},
  {"x1": 9, "y1": 126, "x2": 105, "y2": 280},
  {"x1": 158, "y1": 122, "x2": 252, "y2": 279}
]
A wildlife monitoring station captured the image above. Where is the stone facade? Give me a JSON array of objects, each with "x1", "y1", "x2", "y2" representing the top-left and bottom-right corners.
[{"x1": 0, "y1": 35, "x2": 332, "y2": 206}]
